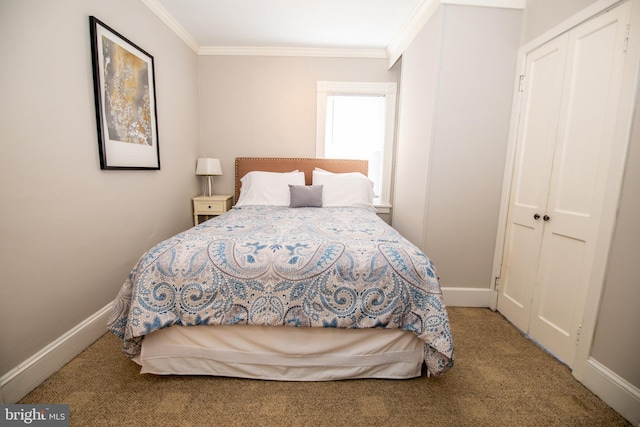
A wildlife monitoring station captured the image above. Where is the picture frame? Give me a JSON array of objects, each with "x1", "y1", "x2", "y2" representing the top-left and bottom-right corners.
[{"x1": 89, "y1": 16, "x2": 160, "y2": 170}]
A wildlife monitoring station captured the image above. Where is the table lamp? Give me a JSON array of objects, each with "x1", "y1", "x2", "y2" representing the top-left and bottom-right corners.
[{"x1": 196, "y1": 158, "x2": 223, "y2": 197}]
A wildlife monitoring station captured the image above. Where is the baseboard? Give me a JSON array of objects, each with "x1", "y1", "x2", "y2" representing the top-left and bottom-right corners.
[
  {"x1": 0, "y1": 302, "x2": 113, "y2": 404},
  {"x1": 578, "y1": 357, "x2": 640, "y2": 425},
  {"x1": 441, "y1": 287, "x2": 491, "y2": 307}
]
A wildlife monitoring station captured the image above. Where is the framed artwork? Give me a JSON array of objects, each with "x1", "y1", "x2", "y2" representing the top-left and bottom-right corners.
[{"x1": 89, "y1": 16, "x2": 160, "y2": 170}]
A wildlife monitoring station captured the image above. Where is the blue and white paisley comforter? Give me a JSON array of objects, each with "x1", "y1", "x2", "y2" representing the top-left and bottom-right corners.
[{"x1": 108, "y1": 206, "x2": 454, "y2": 376}]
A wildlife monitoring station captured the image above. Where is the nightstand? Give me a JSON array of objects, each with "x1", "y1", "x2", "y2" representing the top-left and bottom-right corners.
[{"x1": 192, "y1": 195, "x2": 232, "y2": 225}]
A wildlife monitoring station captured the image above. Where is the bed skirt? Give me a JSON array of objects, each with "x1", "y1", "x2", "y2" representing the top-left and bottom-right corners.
[{"x1": 135, "y1": 325, "x2": 424, "y2": 381}]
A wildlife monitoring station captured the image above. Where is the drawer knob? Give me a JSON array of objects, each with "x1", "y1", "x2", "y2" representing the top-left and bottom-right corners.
[{"x1": 208, "y1": 205, "x2": 212, "y2": 209}]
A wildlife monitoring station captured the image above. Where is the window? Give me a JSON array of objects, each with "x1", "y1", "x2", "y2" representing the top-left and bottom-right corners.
[{"x1": 316, "y1": 82, "x2": 397, "y2": 208}]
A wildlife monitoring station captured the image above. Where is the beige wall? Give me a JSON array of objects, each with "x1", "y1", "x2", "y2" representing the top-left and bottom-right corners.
[
  {"x1": 591, "y1": 93, "x2": 640, "y2": 387},
  {"x1": 393, "y1": 5, "x2": 522, "y2": 289},
  {"x1": 392, "y1": 9, "x2": 442, "y2": 249},
  {"x1": 425, "y1": 5, "x2": 521, "y2": 289},
  {"x1": 520, "y1": 0, "x2": 599, "y2": 44},
  {"x1": 0, "y1": 0, "x2": 200, "y2": 377},
  {"x1": 197, "y1": 55, "x2": 400, "y2": 199}
]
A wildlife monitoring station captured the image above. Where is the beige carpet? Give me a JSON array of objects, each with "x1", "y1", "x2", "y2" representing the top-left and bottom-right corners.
[{"x1": 19, "y1": 307, "x2": 630, "y2": 426}]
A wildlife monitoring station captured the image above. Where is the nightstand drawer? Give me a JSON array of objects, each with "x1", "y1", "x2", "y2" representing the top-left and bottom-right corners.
[
  {"x1": 192, "y1": 195, "x2": 233, "y2": 226},
  {"x1": 195, "y1": 200, "x2": 226, "y2": 214}
]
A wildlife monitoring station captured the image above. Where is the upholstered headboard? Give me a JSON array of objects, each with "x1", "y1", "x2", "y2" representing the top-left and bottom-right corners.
[{"x1": 234, "y1": 157, "x2": 368, "y2": 203}]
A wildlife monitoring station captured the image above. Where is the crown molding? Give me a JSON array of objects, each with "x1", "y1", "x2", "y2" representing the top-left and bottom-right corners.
[
  {"x1": 140, "y1": 0, "x2": 200, "y2": 53},
  {"x1": 441, "y1": 0, "x2": 526, "y2": 8},
  {"x1": 386, "y1": 0, "x2": 441, "y2": 68},
  {"x1": 198, "y1": 46, "x2": 387, "y2": 58}
]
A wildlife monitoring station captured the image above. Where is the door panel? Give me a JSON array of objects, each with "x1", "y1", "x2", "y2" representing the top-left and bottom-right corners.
[
  {"x1": 552, "y1": 16, "x2": 623, "y2": 217},
  {"x1": 530, "y1": 232, "x2": 586, "y2": 364},
  {"x1": 497, "y1": 36, "x2": 568, "y2": 328},
  {"x1": 499, "y1": 222, "x2": 540, "y2": 330},
  {"x1": 511, "y1": 38, "x2": 567, "y2": 212}
]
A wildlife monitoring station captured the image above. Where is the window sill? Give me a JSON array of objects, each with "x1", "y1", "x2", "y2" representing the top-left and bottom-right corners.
[{"x1": 375, "y1": 203, "x2": 391, "y2": 214}]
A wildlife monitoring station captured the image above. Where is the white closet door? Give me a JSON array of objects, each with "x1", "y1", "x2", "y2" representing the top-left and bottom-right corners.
[
  {"x1": 496, "y1": 36, "x2": 568, "y2": 331},
  {"x1": 498, "y1": 1, "x2": 630, "y2": 366},
  {"x1": 528, "y1": 1, "x2": 631, "y2": 365}
]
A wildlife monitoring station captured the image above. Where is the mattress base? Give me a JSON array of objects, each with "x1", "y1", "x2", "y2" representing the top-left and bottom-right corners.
[{"x1": 137, "y1": 324, "x2": 424, "y2": 381}]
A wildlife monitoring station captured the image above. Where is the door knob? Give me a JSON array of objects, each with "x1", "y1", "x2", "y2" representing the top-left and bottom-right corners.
[
  {"x1": 533, "y1": 214, "x2": 540, "y2": 220},
  {"x1": 543, "y1": 215, "x2": 550, "y2": 221}
]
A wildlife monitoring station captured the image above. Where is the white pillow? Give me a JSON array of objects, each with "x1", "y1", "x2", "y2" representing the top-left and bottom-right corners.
[
  {"x1": 312, "y1": 169, "x2": 374, "y2": 208},
  {"x1": 236, "y1": 170, "x2": 305, "y2": 206}
]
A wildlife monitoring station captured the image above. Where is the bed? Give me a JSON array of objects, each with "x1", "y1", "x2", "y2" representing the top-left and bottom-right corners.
[{"x1": 107, "y1": 157, "x2": 454, "y2": 380}]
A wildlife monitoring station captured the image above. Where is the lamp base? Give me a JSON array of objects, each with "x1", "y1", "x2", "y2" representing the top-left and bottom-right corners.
[{"x1": 203, "y1": 176, "x2": 214, "y2": 197}]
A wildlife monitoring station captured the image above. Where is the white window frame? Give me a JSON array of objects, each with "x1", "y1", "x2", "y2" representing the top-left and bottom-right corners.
[{"x1": 316, "y1": 81, "x2": 397, "y2": 211}]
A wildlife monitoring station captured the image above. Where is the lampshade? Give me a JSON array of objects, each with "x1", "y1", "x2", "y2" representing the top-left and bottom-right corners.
[{"x1": 196, "y1": 158, "x2": 223, "y2": 176}]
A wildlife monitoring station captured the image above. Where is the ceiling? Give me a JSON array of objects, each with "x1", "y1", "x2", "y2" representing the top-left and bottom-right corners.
[
  {"x1": 143, "y1": 0, "x2": 526, "y2": 63},
  {"x1": 145, "y1": 0, "x2": 423, "y2": 57}
]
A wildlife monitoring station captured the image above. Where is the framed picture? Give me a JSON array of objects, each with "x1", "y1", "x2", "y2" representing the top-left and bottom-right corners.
[{"x1": 89, "y1": 16, "x2": 160, "y2": 170}]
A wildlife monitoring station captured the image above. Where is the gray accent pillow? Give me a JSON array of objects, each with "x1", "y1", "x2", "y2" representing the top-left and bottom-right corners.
[{"x1": 289, "y1": 185, "x2": 323, "y2": 208}]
